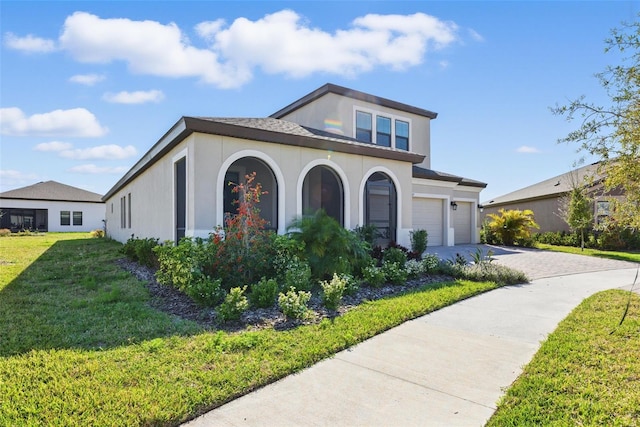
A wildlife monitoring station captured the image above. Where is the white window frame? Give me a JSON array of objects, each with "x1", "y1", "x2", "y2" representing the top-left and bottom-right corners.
[{"x1": 353, "y1": 106, "x2": 412, "y2": 151}]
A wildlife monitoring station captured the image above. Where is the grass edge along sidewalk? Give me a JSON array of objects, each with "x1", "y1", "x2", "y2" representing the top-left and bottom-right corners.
[
  {"x1": 1, "y1": 233, "x2": 504, "y2": 426},
  {"x1": 487, "y1": 289, "x2": 640, "y2": 426}
]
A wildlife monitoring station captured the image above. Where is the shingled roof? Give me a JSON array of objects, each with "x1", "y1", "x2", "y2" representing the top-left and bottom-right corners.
[
  {"x1": 0, "y1": 181, "x2": 103, "y2": 203},
  {"x1": 482, "y1": 162, "x2": 604, "y2": 207},
  {"x1": 412, "y1": 166, "x2": 487, "y2": 188}
]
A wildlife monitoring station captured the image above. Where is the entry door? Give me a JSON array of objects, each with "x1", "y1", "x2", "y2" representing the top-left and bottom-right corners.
[{"x1": 366, "y1": 179, "x2": 396, "y2": 245}]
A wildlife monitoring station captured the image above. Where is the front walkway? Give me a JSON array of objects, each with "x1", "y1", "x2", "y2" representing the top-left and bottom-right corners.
[{"x1": 184, "y1": 249, "x2": 638, "y2": 426}]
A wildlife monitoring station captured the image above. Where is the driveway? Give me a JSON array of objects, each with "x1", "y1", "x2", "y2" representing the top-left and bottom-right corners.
[{"x1": 184, "y1": 246, "x2": 639, "y2": 426}]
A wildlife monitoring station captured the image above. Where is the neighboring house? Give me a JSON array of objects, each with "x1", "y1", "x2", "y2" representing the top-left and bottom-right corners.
[
  {"x1": 0, "y1": 181, "x2": 105, "y2": 232},
  {"x1": 481, "y1": 162, "x2": 620, "y2": 233},
  {"x1": 103, "y1": 83, "x2": 486, "y2": 247}
]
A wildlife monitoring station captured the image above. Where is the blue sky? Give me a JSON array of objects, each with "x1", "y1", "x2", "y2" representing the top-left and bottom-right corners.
[{"x1": 1, "y1": 1, "x2": 637, "y2": 202}]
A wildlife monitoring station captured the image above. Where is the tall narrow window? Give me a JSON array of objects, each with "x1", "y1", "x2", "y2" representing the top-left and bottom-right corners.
[
  {"x1": 73, "y1": 211, "x2": 83, "y2": 226},
  {"x1": 376, "y1": 116, "x2": 391, "y2": 147},
  {"x1": 395, "y1": 120, "x2": 409, "y2": 151},
  {"x1": 120, "y1": 196, "x2": 126, "y2": 228},
  {"x1": 355, "y1": 111, "x2": 372, "y2": 143},
  {"x1": 175, "y1": 157, "x2": 186, "y2": 243},
  {"x1": 127, "y1": 193, "x2": 132, "y2": 228},
  {"x1": 60, "y1": 211, "x2": 70, "y2": 226}
]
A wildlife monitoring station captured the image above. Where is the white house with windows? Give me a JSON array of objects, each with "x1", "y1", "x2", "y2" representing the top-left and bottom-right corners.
[
  {"x1": 103, "y1": 83, "x2": 486, "y2": 247},
  {"x1": 0, "y1": 181, "x2": 105, "y2": 232}
]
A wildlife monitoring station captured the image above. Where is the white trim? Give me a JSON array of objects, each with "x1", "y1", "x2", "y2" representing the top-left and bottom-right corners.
[
  {"x1": 451, "y1": 198, "x2": 479, "y2": 244},
  {"x1": 412, "y1": 193, "x2": 452, "y2": 247},
  {"x1": 358, "y1": 166, "x2": 403, "y2": 239},
  {"x1": 412, "y1": 177, "x2": 458, "y2": 189},
  {"x1": 296, "y1": 159, "x2": 351, "y2": 229},
  {"x1": 216, "y1": 150, "x2": 286, "y2": 234}
]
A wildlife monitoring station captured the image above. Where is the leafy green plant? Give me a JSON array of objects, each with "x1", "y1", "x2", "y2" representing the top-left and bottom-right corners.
[
  {"x1": 284, "y1": 256, "x2": 313, "y2": 292},
  {"x1": 353, "y1": 224, "x2": 378, "y2": 246},
  {"x1": 320, "y1": 273, "x2": 347, "y2": 311},
  {"x1": 340, "y1": 273, "x2": 359, "y2": 296},
  {"x1": 122, "y1": 235, "x2": 160, "y2": 268},
  {"x1": 421, "y1": 254, "x2": 440, "y2": 273},
  {"x1": 362, "y1": 264, "x2": 386, "y2": 287},
  {"x1": 249, "y1": 277, "x2": 279, "y2": 309},
  {"x1": 410, "y1": 229, "x2": 428, "y2": 255},
  {"x1": 218, "y1": 286, "x2": 249, "y2": 322},
  {"x1": 187, "y1": 275, "x2": 225, "y2": 306},
  {"x1": 278, "y1": 289, "x2": 311, "y2": 320},
  {"x1": 382, "y1": 261, "x2": 408, "y2": 285},
  {"x1": 486, "y1": 209, "x2": 540, "y2": 246},
  {"x1": 405, "y1": 259, "x2": 424, "y2": 279},
  {"x1": 382, "y1": 247, "x2": 407, "y2": 268}
]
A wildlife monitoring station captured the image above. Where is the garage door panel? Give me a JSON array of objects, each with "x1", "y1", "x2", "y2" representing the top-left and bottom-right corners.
[{"x1": 412, "y1": 199, "x2": 443, "y2": 247}]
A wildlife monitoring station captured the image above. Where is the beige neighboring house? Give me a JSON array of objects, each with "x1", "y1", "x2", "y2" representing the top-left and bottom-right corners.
[
  {"x1": 0, "y1": 181, "x2": 105, "y2": 232},
  {"x1": 103, "y1": 83, "x2": 486, "y2": 247},
  {"x1": 481, "y1": 162, "x2": 619, "y2": 233}
]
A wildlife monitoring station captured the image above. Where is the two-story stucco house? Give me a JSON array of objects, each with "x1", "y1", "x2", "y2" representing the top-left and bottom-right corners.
[{"x1": 103, "y1": 83, "x2": 486, "y2": 247}]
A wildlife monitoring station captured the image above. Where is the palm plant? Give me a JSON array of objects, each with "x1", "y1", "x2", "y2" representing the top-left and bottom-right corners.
[{"x1": 486, "y1": 209, "x2": 540, "y2": 246}]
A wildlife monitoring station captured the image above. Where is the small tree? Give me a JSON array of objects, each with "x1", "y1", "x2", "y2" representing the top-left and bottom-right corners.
[
  {"x1": 566, "y1": 187, "x2": 593, "y2": 251},
  {"x1": 486, "y1": 209, "x2": 540, "y2": 246}
]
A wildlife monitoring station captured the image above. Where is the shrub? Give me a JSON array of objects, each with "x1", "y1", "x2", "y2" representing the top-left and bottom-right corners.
[
  {"x1": 186, "y1": 275, "x2": 225, "y2": 307},
  {"x1": 217, "y1": 286, "x2": 249, "y2": 322},
  {"x1": 410, "y1": 229, "x2": 428, "y2": 255},
  {"x1": 284, "y1": 256, "x2": 313, "y2": 292},
  {"x1": 271, "y1": 234, "x2": 306, "y2": 283},
  {"x1": 121, "y1": 235, "x2": 159, "y2": 268},
  {"x1": 405, "y1": 259, "x2": 424, "y2": 279},
  {"x1": 287, "y1": 210, "x2": 372, "y2": 280},
  {"x1": 382, "y1": 261, "x2": 408, "y2": 285},
  {"x1": 421, "y1": 254, "x2": 440, "y2": 273},
  {"x1": 320, "y1": 273, "x2": 347, "y2": 311},
  {"x1": 440, "y1": 262, "x2": 528, "y2": 286},
  {"x1": 485, "y1": 209, "x2": 539, "y2": 246},
  {"x1": 361, "y1": 265, "x2": 386, "y2": 287},
  {"x1": 353, "y1": 224, "x2": 378, "y2": 246},
  {"x1": 154, "y1": 237, "x2": 215, "y2": 294},
  {"x1": 278, "y1": 289, "x2": 311, "y2": 320},
  {"x1": 340, "y1": 273, "x2": 359, "y2": 296},
  {"x1": 0, "y1": 228, "x2": 11, "y2": 237},
  {"x1": 90, "y1": 229, "x2": 105, "y2": 238},
  {"x1": 249, "y1": 277, "x2": 279, "y2": 309},
  {"x1": 382, "y1": 247, "x2": 408, "y2": 268}
]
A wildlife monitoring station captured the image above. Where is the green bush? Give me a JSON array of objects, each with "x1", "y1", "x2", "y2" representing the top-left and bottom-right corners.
[
  {"x1": 278, "y1": 289, "x2": 311, "y2": 320},
  {"x1": 249, "y1": 277, "x2": 279, "y2": 309},
  {"x1": 353, "y1": 224, "x2": 378, "y2": 246},
  {"x1": 154, "y1": 237, "x2": 215, "y2": 294},
  {"x1": 340, "y1": 273, "x2": 359, "y2": 296},
  {"x1": 410, "y1": 229, "x2": 428, "y2": 255},
  {"x1": 187, "y1": 275, "x2": 225, "y2": 307},
  {"x1": 271, "y1": 234, "x2": 306, "y2": 283},
  {"x1": 320, "y1": 273, "x2": 347, "y2": 311},
  {"x1": 421, "y1": 254, "x2": 440, "y2": 273},
  {"x1": 485, "y1": 209, "x2": 539, "y2": 247},
  {"x1": 440, "y1": 262, "x2": 528, "y2": 286},
  {"x1": 382, "y1": 247, "x2": 407, "y2": 268},
  {"x1": 122, "y1": 235, "x2": 160, "y2": 268},
  {"x1": 284, "y1": 256, "x2": 313, "y2": 292},
  {"x1": 362, "y1": 265, "x2": 386, "y2": 287},
  {"x1": 218, "y1": 286, "x2": 249, "y2": 322},
  {"x1": 382, "y1": 261, "x2": 408, "y2": 285},
  {"x1": 405, "y1": 259, "x2": 424, "y2": 279}
]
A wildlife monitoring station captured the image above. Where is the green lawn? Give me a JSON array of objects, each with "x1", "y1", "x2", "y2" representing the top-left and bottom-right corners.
[
  {"x1": 0, "y1": 233, "x2": 503, "y2": 426},
  {"x1": 536, "y1": 243, "x2": 640, "y2": 263},
  {"x1": 487, "y1": 289, "x2": 640, "y2": 426}
]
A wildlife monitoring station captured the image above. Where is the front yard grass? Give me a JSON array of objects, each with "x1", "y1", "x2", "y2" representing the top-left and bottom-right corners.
[
  {"x1": 0, "y1": 233, "x2": 503, "y2": 426},
  {"x1": 487, "y1": 289, "x2": 640, "y2": 426},
  {"x1": 536, "y1": 243, "x2": 640, "y2": 263}
]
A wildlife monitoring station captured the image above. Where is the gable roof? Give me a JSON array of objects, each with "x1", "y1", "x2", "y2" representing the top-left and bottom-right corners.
[
  {"x1": 412, "y1": 166, "x2": 487, "y2": 188},
  {"x1": 482, "y1": 162, "x2": 604, "y2": 207},
  {"x1": 271, "y1": 83, "x2": 438, "y2": 120},
  {"x1": 103, "y1": 116, "x2": 426, "y2": 201},
  {"x1": 0, "y1": 181, "x2": 103, "y2": 203}
]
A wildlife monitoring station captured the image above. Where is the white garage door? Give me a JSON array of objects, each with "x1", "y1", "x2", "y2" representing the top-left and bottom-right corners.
[
  {"x1": 412, "y1": 198, "x2": 443, "y2": 247},
  {"x1": 454, "y1": 201, "x2": 472, "y2": 244}
]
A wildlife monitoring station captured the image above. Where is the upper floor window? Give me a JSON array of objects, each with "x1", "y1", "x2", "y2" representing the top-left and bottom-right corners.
[
  {"x1": 355, "y1": 109, "x2": 410, "y2": 150},
  {"x1": 356, "y1": 111, "x2": 372, "y2": 143},
  {"x1": 376, "y1": 116, "x2": 392, "y2": 147},
  {"x1": 395, "y1": 120, "x2": 409, "y2": 151}
]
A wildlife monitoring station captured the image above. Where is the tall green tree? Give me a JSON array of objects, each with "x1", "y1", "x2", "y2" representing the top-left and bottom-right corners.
[
  {"x1": 566, "y1": 187, "x2": 593, "y2": 251},
  {"x1": 552, "y1": 18, "x2": 640, "y2": 230}
]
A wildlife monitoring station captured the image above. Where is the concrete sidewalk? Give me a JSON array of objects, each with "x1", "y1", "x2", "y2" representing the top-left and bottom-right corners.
[{"x1": 184, "y1": 265, "x2": 638, "y2": 427}]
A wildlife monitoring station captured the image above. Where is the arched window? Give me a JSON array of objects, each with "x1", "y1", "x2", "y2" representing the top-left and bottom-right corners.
[
  {"x1": 365, "y1": 172, "x2": 397, "y2": 246},
  {"x1": 223, "y1": 157, "x2": 278, "y2": 230},
  {"x1": 302, "y1": 165, "x2": 344, "y2": 225}
]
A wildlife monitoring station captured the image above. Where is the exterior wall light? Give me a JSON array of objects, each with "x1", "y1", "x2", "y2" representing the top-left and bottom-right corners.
[{"x1": 450, "y1": 201, "x2": 458, "y2": 211}]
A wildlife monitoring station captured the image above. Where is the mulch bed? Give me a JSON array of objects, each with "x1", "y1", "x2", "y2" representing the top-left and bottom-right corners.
[{"x1": 116, "y1": 258, "x2": 451, "y2": 333}]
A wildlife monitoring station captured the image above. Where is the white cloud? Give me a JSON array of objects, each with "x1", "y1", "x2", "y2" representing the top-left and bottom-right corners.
[
  {"x1": 34, "y1": 141, "x2": 73, "y2": 152},
  {"x1": 0, "y1": 169, "x2": 41, "y2": 191},
  {"x1": 468, "y1": 29, "x2": 485, "y2": 42},
  {"x1": 69, "y1": 73, "x2": 106, "y2": 86},
  {"x1": 0, "y1": 107, "x2": 108, "y2": 137},
  {"x1": 68, "y1": 164, "x2": 129, "y2": 174},
  {"x1": 33, "y1": 10, "x2": 460, "y2": 89},
  {"x1": 516, "y1": 145, "x2": 541, "y2": 154},
  {"x1": 103, "y1": 89, "x2": 164, "y2": 104},
  {"x1": 4, "y1": 32, "x2": 57, "y2": 52},
  {"x1": 59, "y1": 144, "x2": 137, "y2": 160}
]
